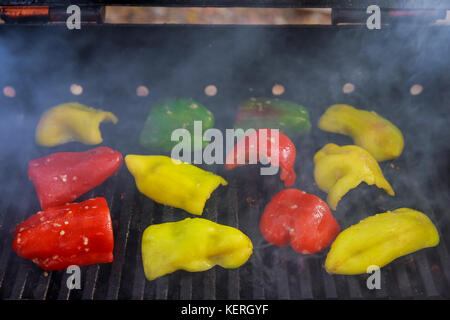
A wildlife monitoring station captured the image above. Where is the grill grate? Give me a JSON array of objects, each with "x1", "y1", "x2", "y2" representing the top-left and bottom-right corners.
[{"x1": 0, "y1": 24, "x2": 449, "y2": 300}]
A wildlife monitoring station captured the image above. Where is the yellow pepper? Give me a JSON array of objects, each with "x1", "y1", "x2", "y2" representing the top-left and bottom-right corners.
[
  {"x1": 141, "y1": 218, "x2": 253, "y2": 281},
  {"x1": 325, "y1": 208, "x2": 439, "y2": 275},
  {"x1": 313, "y1": 143, "x2": 394, "y2": 210},
  {"x1": 35, "y1": 102, "x2": 118, "y2": 147},
  {"x1": 125, "y1": 155, "x2": 227, "y2": 215},
  {"x1": 318, "y1": 104, "x2": 404, "y2": 161}
]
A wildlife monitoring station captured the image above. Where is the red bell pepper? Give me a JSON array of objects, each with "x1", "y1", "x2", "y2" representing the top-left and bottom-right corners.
[
  {"x1": 225, "y1": 128, "x2": 296, "y2": 187},
  {"x1": 259, "y1": 189, "x2": 340, "y2": 254},
  {"x1": 28, "y1": 146, "x2": 123, "y2": 210},
  {"x1": 12, "y1": 197, "x2": 114, "y2": 270}
]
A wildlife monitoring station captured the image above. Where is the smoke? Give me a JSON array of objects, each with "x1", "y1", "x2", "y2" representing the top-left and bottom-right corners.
[{"x1": 0, "y1": 23, "x2": 448, "y2": 288}]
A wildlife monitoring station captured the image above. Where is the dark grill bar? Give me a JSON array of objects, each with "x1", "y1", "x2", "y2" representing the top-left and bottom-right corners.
[{"x1": 0, "y1": 21, "x2": 449, "y2": 300}]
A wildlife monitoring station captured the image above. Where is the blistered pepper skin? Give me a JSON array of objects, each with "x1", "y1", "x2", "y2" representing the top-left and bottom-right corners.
[
  {"x1": 141, "y1": 218, "x2": 253, "y2": 281},
  {"x1": 314, "y1": 143, "x2": 394, "y2": 210},
  {"x1": 36, "y1": 102, "x2": 118, "y2": 147},
  {"x1": 125, "y1": 155, "x2": 227, "y2": 215},
  {"x1": 318, "y1": 104, "x2": 404, "y2": 161},
  {"x1": 325, "y1": 208, "x2": 439, "y2": 275}
]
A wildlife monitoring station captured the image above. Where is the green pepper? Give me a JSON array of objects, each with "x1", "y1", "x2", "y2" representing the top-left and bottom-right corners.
[
  {"x1": 139, "y1": 98, "x2": 215, "y2": 152},
  {"x1": 234, "y1": 98, "x2": 310, "y2": 137}
]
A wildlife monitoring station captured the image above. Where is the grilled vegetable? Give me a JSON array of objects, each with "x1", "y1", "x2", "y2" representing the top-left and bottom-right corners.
[
  {"x1": 125, "y1": 155, "x2": 227, "y2": 216},
  {"x1": 318, "y1": 104, "x2": 404, "y2": 161},
  {"x1": 141, "y1": 218, "x2": 253, "y2": 281},
  {"x1": 12, "y1": 197, "x2": 114, "y2": 271},
  {"x1": 225, "y1": 128, "x2": 297, "y2": 187},
  {"x1": 28, "y1": 146, "x2": 123, "y2": 210},
  {"x1": 313, "y1": 143, "x2": 395, "y2": 210},
  {"x1": 235, "y1": 97, "x2": 311, "y2": 137},
  {"x1": 139, "y1": 98, "x2": 214, "y2": 152},
  {"x1": 35, "y1": 102, "x2": 118, "y2": 147},
  {"x1": 259, "y1": 189, "x2": 340, "y2": 254},
  {"x1": 325, "y1": 208, "x2": 439, "y2": 275}
]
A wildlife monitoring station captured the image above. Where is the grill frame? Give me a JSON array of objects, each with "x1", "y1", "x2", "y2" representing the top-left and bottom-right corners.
[
  {"x1": 0, "y1": 24, "x2": 449, "y2": 300},
  {"x1": 1, "y1": 0, "x2": 450, "y2": 9}
]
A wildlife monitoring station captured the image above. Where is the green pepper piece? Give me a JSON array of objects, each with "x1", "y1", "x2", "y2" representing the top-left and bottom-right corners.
[
  {"x1": 234, "y1": 98, "x2": 311, "y2": 137},
  {"x1": 140, "y1": 98, "x2": 215, "y2": 152}
]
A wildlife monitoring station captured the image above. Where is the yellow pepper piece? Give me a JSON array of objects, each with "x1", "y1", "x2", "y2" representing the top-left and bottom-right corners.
[
  {"x1": 125, "y1": 155, "x2": 227, "y2": 215},
  {"x1": 325, "y1": 208, "x2": 439, "y2": 275},
  {"x1": 141, "y1": 218, "x2": 253, "y2": 281},
  {"x1": 318, "y1": 104, "x2": 404, "y2": 161},
  {"x1": 35, "y1": 102, "x2": 118, "y2": 147},
  {"x1": 314, "y1": 143, "x2": 394, "y2": 210}
]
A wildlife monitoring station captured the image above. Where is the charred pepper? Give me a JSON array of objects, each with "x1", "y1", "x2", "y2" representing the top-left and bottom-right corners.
[
  {"x1": 35, "y1": 102, "x2": 118, "y2": 147},
  {"x1": 314, "y1": 143, "x2": 394, "y2": 210},
  {"x1": 28, "y1": 146, "x2": 123, "y2": 210},
  {"x1": 125, "y1": 155, "x2": 227, "y2": 215},
  {"x1": 12, "y1": 197, "x2": 114, "y2": 271},
  {"x1": 235, "y1": 97, "x2": 311, "y2": 137},
  {"x1": 141, "y1": 218, "x2": 253, "y2": 281},
  {"x1": 139, "y1": 98, "x2": 214, "y2": 152}
]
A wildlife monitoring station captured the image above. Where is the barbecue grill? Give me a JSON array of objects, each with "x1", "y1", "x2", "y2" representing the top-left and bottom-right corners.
[{"x1": 0, "y1": 1, "x2": 449, "y2": 301}]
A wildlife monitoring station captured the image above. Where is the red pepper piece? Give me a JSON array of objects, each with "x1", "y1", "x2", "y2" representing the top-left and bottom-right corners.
[
  {"x1": 225, "y1": 128, "x2": 296, "y2": 187},
  {"x1": 28, "y1": 146, "x2": 123, "y2": 210},
  {"x1": 12, "y1": 197, "x2": 114, "y2": 270},
  {"x1": 259, "y1": 189, "x2": 340, "y2": 254}
]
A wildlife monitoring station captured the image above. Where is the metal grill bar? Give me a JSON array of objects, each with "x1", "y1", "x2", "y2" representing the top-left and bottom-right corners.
[
  {"x1": 248, "y1": 177, "x2": 265, "y2": 300},
  {"x1": 130, "y1": 196, "x2": 153, "y2": 300},
  {"x1": 322, "y1": 272, "x2": 338, "y2": 299},
  {"x1": 82, "y1": 265, "x2": 100, "y2": 300},
  {"x1": 106, "y1": 171, "x2": 136, "y2": 299},
  {"x1": 297, "y1": 257, "x2": 313, "y2": 299},
  {"x1": 203, "y1": 197, "x2": 218, "y2": 300},
  {"x1": 226, "y1": 185, "x2": 240, "y2": 299}
]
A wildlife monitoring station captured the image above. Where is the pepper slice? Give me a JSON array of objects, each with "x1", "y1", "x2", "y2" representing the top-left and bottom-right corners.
[
  {"x1": 318, "y1": 104, "x2": 404, "y2": 161},
  {"x1": 28, "y1": 146, "x2": 123, "y2": 210},
  {"x1": 225, "y1": 128, "x2": 296, "y2": 187},
  {"x1": 139, "y1": 98, "x2": 214, "y2": 152},
  {"x1": 125, "y1": 155, "x2": 227, "y2": 215},
  {"x1": 235, "y1": 97, "x2": 311, "y2": 137},
  {"x1": 35, "y1": 102, "x2": 118, "y2": 147},
  {"x1": 313, "y1": 143, "x2": 395, "y2": 210},
  {"x1": 12, "y1": 197, "x2": 114, "y2": 271},
  {"x1": 259, "y1": 189, "x2": 340, "y2": 254},
  {"x1": 141, "y1": 218, "x2": 253, "y2": 281},
  {"x1": 325, "y1": 208, "x2": 439, "y2": 275}
]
